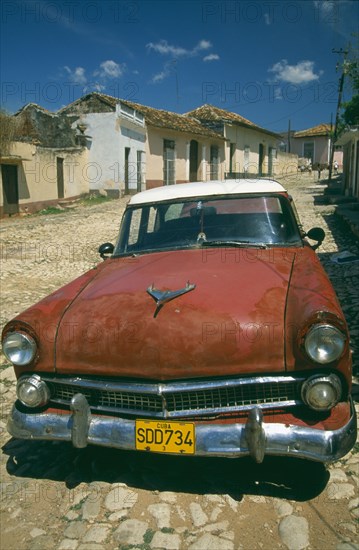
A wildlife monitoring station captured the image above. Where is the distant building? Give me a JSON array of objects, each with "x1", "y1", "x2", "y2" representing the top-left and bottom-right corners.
[
  {"x1": 291, "y1": 123, "x2": 343, "y2": 168},
  {"x1": 61, "y1": 93, "x2": 226, "y2": 192},
  {"x1": 337, "y1": 126, "x2": 359, "y2": 198},
  {"x1": 60, "y1": 93, "x2": 147, "y2": 195},
  {"x1": 185, "y1": 104, "x2": 290, "y2": 177},
  {"x1": 0, "y1": 104, "x2": 88, "y2": 216},
  {"x1": 120, "y1": 99, "x2": 226, "y2": 188}
]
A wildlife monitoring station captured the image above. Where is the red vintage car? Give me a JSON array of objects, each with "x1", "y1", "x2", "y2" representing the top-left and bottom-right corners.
[{"x1": 2, "y1": 180, "x2": 356, "y2": 463}]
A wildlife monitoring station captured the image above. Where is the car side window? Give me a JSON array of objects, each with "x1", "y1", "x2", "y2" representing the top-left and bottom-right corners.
[
  {"x1": 165, "y1": 203, "x2": 184, "y2": 222},
  {"x1": 128, "y1": 209, "x2": 141, "y2": 246},
  {"x1": 147, "y1": 206, "x2": 157, "y2": 233}
]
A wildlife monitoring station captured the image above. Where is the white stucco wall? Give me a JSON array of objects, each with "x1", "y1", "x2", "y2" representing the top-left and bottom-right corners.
[
  {"x1": 224, "y1": 125, "x2": 278, "y2": 175},
  {"x1": 77, "y1": 111, "x2": 146, "y2": 194},
  {"x1": 0, "y1": 141, "x2": 89, "y2": 215},
  {"x1": 144, "y1": 127, "x2": 225, "y2": 187},
  {"x1": 79, "y1": 113, "x2": 120, "y2": 192},
  {"x1": 291, "y1": 135, "x2": 330, "y2": 165}
]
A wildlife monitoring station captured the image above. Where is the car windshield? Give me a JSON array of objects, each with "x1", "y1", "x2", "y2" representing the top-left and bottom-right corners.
[{"x1": 114, "y1": 194, "x2": 302, "y2": 256}]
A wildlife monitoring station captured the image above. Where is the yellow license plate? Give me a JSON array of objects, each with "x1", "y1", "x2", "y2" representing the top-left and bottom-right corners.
[{"x1": 135, "y1": 419, "x2": 195, "y2": 454}]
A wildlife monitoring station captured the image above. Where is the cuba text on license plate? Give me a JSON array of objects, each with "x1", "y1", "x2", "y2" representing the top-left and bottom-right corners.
[{"x1": 135, "y1": 420, "x2": 195, "y2": 454}]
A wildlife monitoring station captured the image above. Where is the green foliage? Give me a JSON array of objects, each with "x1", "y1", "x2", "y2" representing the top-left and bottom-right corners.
[
  {"x1": 79, "y1": 193, "x2": 112, "y2": 206},
  {"x1": 342, "y1": 94, "x2": 359, "y2": 125},
  {"x1": 37, "y1": 206, "x2": 68, "y2": 215},
  {"x1": 0, "y1": 110, "x2": 18, "y2": 157},
  {"x1": 340, "y1": 37, "x2": 359, "y2": 128}
]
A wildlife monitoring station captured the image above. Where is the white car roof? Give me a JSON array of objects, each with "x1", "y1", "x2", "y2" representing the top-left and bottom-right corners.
[{"x1": 129, "y1": 179, "x2": 287, "y2": 205}]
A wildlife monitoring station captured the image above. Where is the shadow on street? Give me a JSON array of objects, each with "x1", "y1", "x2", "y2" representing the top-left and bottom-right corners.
[{"x1": 2, "y1": 437, "x2": 330, "y2": 502}]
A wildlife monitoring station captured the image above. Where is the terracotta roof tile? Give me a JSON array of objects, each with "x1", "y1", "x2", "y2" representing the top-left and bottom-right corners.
[
  {"x1": 120, "y1": 99, "x2": 224, "y2": 139},
  {"x1": 185, "y1": 104, "x2": 280, "y2": 138},
  {"x1": 60, "y1": 93, "x2": 224, "y2": 139},
  {"x1": 293, "y1": 123, "x2": 331, "y2": 138}
]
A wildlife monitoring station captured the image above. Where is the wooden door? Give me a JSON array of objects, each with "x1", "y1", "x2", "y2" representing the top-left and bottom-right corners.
[{"x1": 2, "y1": 164, "x2": 19, "y2": 215}]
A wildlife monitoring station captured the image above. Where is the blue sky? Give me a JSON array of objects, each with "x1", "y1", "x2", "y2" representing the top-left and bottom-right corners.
[{"x1": 1, "y1": 0, "x2": 358, "y2": 132}]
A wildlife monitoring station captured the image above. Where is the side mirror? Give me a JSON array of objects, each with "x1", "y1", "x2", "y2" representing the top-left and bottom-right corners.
[
  {"x1": 99, "y1": 242, "x2": 114, "y2": 260},
  {"x1": 306, "y1": 228, "x2": 325, "y2": 249}
]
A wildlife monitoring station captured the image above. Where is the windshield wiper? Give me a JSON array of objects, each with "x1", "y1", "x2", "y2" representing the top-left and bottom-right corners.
[{"x1": 201, "y1": 240, "x2": 268, "y2": 249}]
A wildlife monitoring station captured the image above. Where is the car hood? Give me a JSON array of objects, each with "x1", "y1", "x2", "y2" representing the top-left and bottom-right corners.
[{"x1": 54, "y1": 248, "x2": 295, "y2": 379}]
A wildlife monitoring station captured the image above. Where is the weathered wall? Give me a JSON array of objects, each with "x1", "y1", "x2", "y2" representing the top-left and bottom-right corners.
[
  {"x1": 224, "y1": 125, "x2": 278, "y2": 175},
  {"x1": 145, "y1": 127, "x2": 225, "y2": 188},
  {"x1": 74, "y1": 112, "x2": 146, "y2": 194},
  {"x1": 0, "y1": 141, "x2": 88, "y2": 216},
  {"x1": 77, "y1": 112, "x2": 119, "y2": 193},
  {"x1": 291, "y1": 136, "x2": 329, "y2": 165},
  {"x1": 342, "y1": 136, "x2": 359, "y2": 198},
  {"x1": 273, "y1": 152, "x2": 299, "y2": 176}
]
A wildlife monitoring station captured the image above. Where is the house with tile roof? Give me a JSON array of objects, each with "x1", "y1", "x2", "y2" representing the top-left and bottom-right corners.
[
  {"x1": 291, "y1": 123, "x2": 343, "y2": 169},
  {"x1": 60, "y1": 93, "x2": 147, "y2": 195},
  {"x1": 185, "y1": 104, "x2": 282, "y2": 177},
  {"x1": 60, "y1": 93, "x2": 226, "y2": 192},
  {"x1": 336, "y1": 125, "x2": 359, "y2": 198},
  {"x1": 0, "y1": 104, "x2": 88, "y2": 216}
]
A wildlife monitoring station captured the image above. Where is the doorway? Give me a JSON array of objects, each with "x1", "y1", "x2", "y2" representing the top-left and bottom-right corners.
[
  {"x1": 1, "y1": 164, "x2": 19, "y2": 215},
  {"x1": 258, "y1": 144, "x2": 265, "y2": 176},
  {"x1": 124, "y1": 147, "x2": 130, "y2": 194},
  {"x1": 189, "y1": 140, "x2": 199, "y2": 182},
  {"x1": 57, "y1": 158, "x2": 64, "y2": 198}
]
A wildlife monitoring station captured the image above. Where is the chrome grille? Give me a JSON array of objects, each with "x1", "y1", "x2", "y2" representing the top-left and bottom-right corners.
[
  {"x1": 50, "y1": 383, "x2": 163, "y2": 413},
  {"x1": 166, "y1": 382, "x2": 296, "y2": 412},
  {"x1": 41, "y1": 375, "x2": 303, "y2": 419}
]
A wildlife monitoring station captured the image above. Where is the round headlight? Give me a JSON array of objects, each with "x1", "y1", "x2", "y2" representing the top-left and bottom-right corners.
[
  {"x1": 2, "y1": 331, "x2": 37, "y2": 366},
  {"x1": 304, "y1": 324, "x2": 346, "y2": 364},
  {"x1": 17, "y1": 375, "x2": 50, "y2": 408},
  {"x1": 301, "y1": 374, "x2": 342, "y2": 411}
]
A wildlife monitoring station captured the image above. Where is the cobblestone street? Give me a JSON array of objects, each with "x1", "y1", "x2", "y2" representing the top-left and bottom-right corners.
[{"x1": 0, "y1": 173, "x2": 358, "y2": 550}]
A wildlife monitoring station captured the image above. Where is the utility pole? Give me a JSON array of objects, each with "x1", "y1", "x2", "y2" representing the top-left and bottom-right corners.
[
  {"x1": 329, "y1": 48, "x2": 348, "y2": 182},
  {"x1": 287, "y1": 119, "x2": 291, "y2": 153},
  {"x1": 170, "y1": 60, "x2": 180, "y2": 107}
]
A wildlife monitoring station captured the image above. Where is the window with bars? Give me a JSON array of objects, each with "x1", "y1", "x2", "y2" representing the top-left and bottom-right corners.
[
  {"x1": 137, "y1": 150, "x2": 144, "y2": 189},
  {"x1": 303, "y1": 142, "x2": 314, "y2": 163},
  {"x1": 210, "y1": 145, "x2": 219, "y2": 180},
  {"x1": 229, "y1": 143, "x2": 236, "y2": 173},
  {"x1": 243, "y1": 146, "x2": 250, "y2": 172},
  {"x1": 163, "y1": 139, "x2": 175, "y2": 185}
]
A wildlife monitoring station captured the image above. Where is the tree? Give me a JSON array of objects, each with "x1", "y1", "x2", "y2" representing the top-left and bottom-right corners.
[
  {"x1": 341, "y1": 40, "x2": 359, "y2": 127},
  {"x1": 0, "y1": 110, "x2": 18, "y2": 158},
  {"x1": 343, "y1": 94, "x2": 359, "y2": 125}
]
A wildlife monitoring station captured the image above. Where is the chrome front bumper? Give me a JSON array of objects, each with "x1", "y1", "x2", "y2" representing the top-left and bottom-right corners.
[{"x1": 7, "y1": 395, "x2": 357, "y2": 463}]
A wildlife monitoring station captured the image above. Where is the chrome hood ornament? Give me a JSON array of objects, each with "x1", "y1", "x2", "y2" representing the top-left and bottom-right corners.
[{"x1": 147, "y1": 281, "x2": 196, "y2": 318}]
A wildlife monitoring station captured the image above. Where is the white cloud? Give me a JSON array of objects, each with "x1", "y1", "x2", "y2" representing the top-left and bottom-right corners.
[
  {"x1": 203, "y1": 54, "x2": 220, "y2": 62},
  {"x1": 149, "y1": 60, "x2": 178, "y2": 84},
  {"x1": 147, "y1": 39, "x2": 217, "y2": 84},
  {"x1": 64, "y1": 66, "x2": 87, "y2": 85},
  {"x1": 152, "y1": 71, "x2": 168, "y2": 83},
  {"x1": 84, "y1": 82, "x2": 105, "y2": 93},
  {"x1": 63, "y1": 60, "x2": 124, "y2": 93},
  {"x1": 147, "y1": 40, "x2": 188, "y2": 57},
  {"x1": 147, "y1": 39, "x2": 213, "y2": 58},
  {"x1": 312, "y1": 0, "x2": 356, "y2": 39},
  {"x1": 313, "y1": 0, "x2": 336, "y2": 17},
  {"x1": 195, "y1": 40, "x2": 212, "y2": 52},
  {"x1": 268, "y1": 60, "x2": 322, "y2": 84},
  {"x1": 96, "y1": 60, "x2": 125, "y2": 78}
]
